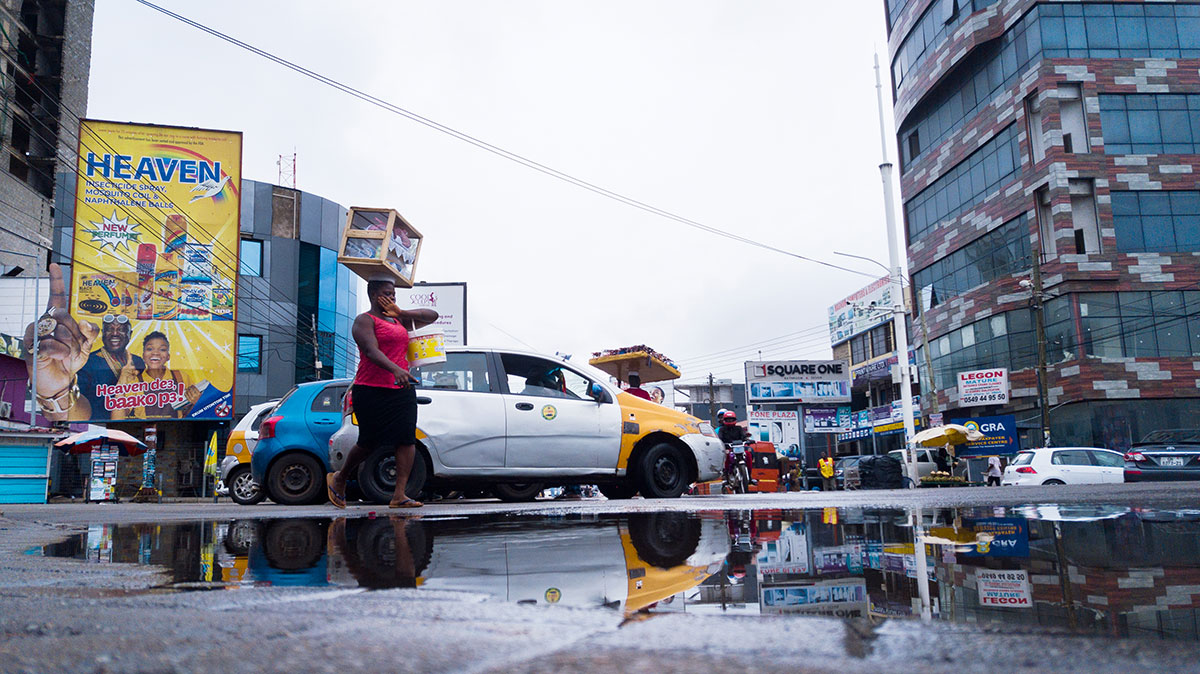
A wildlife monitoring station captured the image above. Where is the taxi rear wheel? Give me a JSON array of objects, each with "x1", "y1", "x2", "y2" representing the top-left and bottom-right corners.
[
  {"x1": 359, "y1": 448, "x2": 429, "y2": 505},
  {"x1": 227, "y1": 465, "x2": 265, "y2": 506},
  {"x1": 636, "y1": 442, "x2": 690, "y2": 499},
  {"x1": 493, "y1": 483, "x2": 544, "y2": 502}
]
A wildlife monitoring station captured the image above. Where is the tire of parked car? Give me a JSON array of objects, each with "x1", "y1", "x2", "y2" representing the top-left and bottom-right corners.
[
  {"x1": 635, "y1": 442, "x2": 690, "y2": 499},
  {"x1": 262, "y1": 519, "x2": 325, "y2": 570},
  {"x1": 492, "y1": 482, "x2": 544, "y2": 502},
  {"x1": 357, "y1": 446, "x2": 428, "y2": 505},
  {"x1": 266, "y1": 452, "x2": 326, "y2": 505},
  {"x1": 1043, "y1": 479, "x2": 1065, "y2": 485},
  {"x1": 628, "y1": 512, "x2": 701, "y2": 569},
  {"x1": 226, "y1": 464, "x2": 266, "y2": 506},
  {"x1": 598, "y1": 482, "x2": 638, "y2": 500}
]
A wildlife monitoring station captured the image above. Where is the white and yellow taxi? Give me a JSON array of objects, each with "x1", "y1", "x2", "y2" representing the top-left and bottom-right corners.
[{"x1": 328, "y1": 347, "x2": 723, "y2": 503}]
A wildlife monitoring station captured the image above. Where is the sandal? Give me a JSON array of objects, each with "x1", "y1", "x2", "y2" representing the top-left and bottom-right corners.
[
  {"x1": 388, "y1": 498, "x2": 423, "y2": 508},
  {"x1": 326, "y1": 474, "x2": 346, "y2": 509}
]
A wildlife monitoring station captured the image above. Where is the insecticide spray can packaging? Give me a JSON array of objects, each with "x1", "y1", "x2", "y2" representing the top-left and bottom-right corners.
[
  {"x1": 163, "y1": 214, "x2": 187, "y2": 254},
  {"x1": 136, "y1": 243, "x2": 157, "y2": 320},
  {"x1": 153, "y1": 253, "x2": 180, "y2": 320}
]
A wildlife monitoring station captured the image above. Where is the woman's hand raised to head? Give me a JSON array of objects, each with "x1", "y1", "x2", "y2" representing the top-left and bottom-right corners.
[{"x1": 378, "y1": 295, "x2": 404, "y2": 319}]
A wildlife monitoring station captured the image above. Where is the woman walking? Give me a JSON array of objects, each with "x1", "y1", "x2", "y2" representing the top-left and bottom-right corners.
[{"x1": 326, "y1": 279, "x2": 438, "y2": 508}]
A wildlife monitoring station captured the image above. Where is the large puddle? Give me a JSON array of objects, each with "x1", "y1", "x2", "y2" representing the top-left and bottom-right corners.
[{"x1": 39, "y1": 505, "x2": 1200, "y2": 639}]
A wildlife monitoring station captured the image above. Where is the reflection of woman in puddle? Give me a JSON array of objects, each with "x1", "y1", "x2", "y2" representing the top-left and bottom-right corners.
[
  {"x1": 113, "y1": 331, "x2": 201, "y2": 419},
  {"x1": 328, "y1": 516, "x2": 418, "y2": 589}
]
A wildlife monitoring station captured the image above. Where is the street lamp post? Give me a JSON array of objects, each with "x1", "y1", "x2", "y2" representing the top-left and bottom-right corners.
[{"x1": 874, "y1": 54, "x2": 919, "y2": 488}]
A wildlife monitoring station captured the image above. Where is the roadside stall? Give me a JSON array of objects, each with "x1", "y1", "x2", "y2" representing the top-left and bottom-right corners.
[
  {"x1": 910, "y1": 424, "x2": 984, "y2": 487},
  {"x1": 0, "y1": 430, "x2": 61, "y2": 504}
]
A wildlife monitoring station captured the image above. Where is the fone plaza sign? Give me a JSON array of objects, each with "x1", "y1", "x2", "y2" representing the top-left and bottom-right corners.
[
  {"x1": 745, "y1": 360, "x2": 851, "y2": 404},
  {"x1": 956, "y1": 368, "x2": 1009, "y2": 407}
]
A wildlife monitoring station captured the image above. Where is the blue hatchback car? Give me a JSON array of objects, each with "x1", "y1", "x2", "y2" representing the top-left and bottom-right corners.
[{"x1": 251, "y1": 378, "x2": 352, "y2": 505}]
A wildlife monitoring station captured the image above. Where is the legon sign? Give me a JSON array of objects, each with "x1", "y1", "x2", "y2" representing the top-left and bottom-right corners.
[{"x1": 745, "y1": 360, "x2": 851, "y2": 403}]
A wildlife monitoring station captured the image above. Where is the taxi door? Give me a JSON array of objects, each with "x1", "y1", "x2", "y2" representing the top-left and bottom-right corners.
[
  {"x1": 411, "y1": 351, "x2": 507, "y2": 468},
  {"x1": 498, "y1": 353, "x2": 621, "y2": 470}
]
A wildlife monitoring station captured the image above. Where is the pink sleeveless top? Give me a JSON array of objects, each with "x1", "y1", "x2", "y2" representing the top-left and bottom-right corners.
[{"x1": 353, "y1": 314, "x2": 410, "y2": 388}]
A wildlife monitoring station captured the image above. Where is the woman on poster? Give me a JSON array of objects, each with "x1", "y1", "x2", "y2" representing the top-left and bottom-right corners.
[
  {"x1": 112, "y1": 331, "x2": 201, "y2": 420},
  {"x1": 326, "y1": 279, "x2": 437, "y2": 509}
]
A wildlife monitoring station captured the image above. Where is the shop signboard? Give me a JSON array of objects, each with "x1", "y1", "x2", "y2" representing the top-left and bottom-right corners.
[
  {"x1": 406, "y1": 282, "x2": 467, "y2": 346},
  {"x1": 957, "y1": 368, "x2": 1009, "y2": 407},
  {"x1": 67, "y1": 120, "x2": 241, "y2": 423},
  {"x1": 828, "y1": 275, "x2": 891, "y2": 345},
  {"x1": 760, "y1": 579, "x2": 868, "y2": 617},
  {"x1": 804, "y1": 406, "x2": 851, "y2": 433},
  {"x1": 949, "y1": 415, "x2": 1019, "y2": 456},
  {"x1": 745, "y1": 360, "x2": 851, "y2": 403},
  {"x1": 958, "y1": 518, "x2": 1030, "y2": 558},
  {"x1": 976, "y1": 569, "x2": 1032, "y2": 608},
  {"x1": 756, "y1": 522, "x2": 809, "y2": 576},
  {"x1": 855, "y1": 410, "x2": 871, "y2": 429},
  {"x1": 749, "y1": 410, "x2": 800, "y2": 454}
]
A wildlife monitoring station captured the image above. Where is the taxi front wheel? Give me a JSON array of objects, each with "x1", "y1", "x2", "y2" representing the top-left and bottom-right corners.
[{"x1": 636, "y1": 442, "x2": 689, "y2": 499}]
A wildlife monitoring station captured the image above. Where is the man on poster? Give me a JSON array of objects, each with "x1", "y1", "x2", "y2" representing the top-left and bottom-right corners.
[{"x1": 77, "y1": 313, "x2": 144, "y2": 421}]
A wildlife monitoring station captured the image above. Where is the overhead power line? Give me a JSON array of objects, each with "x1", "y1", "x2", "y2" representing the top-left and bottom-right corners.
[{"x1": 135, "y1": 0, "x2": 880, "y2": 281}]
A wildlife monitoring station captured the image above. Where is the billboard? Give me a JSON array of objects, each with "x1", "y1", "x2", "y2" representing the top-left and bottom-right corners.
[
  {"x1": 748, "y1": 409, "x2": 800, "y2": 454},
  {"x1": 804, "y1": 406, "x2": 852, "y2": 433},
  {"x1": 745, "y1": 360, "x2": 851, "y2": 403},
  {"x1": 949, "y1": 415, "x2": 1019, "y2": 455},
  {"x1": 957, "y1": 368, "x2": 1009, "y2": 407},
  {"x1": 406, "y1": 282, "x2": 467, "y2": 346},
  {"x1": 828, "y1": 275, "x2": 892, "y2": 345},
  {"x1": 62, "y1": 120, "x2": 241, "y2": 422}
]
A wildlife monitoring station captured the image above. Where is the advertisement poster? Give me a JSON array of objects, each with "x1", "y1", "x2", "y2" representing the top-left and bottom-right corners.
[
  {"x1": 88, "y1": 444, "x2": 119, "y2": 501},
  {"x1": 761, "y1": 579, "x2": 868, "y2": 617},
  {"x1": 828, "y1": 275, "x2": 891, "y2": 345},
  {"x1": 407, "y1": 282, "x2": 467, "y2": 346},
  {"x1": 749, "y1": 410, "x2": 800, "y2": 454},
  {"x1": 957, "y1": 368, "x2": 1009, "y2": 407},
  {"x1": 950, "y1": 415, "x2": 1020, "y2": 456},
  {"x1": 745, "y1": 360, "x2": 851, "y2": 403},
  {"x1": 66, "y1": 120, "x2": 241, "y2": 422},
  {"x1": 804, "y1": 406, "x2": 852, "y2": 433},
  {"x1": 976, "y1": 570, "x2": 1032, "y2": 608}
]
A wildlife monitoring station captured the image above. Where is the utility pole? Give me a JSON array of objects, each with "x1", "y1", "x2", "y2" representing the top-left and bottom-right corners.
[
  {"x1": 1029, "y1": 257, "x2": 1051, "y2": 447},
  {"x1": 311, "y1": 313, "x2": 322, "y2": 381},
  {"x1": 875, "y1": 53, "x2": 919, "y2": 487},
  {"x1": 707, "y1": 373, "x2": 715, "y2": 423}
]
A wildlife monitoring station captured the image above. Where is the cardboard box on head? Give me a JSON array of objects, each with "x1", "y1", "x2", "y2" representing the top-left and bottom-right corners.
[{"x1": 337, "y1": 207, "x2": 423, "y2": 288}]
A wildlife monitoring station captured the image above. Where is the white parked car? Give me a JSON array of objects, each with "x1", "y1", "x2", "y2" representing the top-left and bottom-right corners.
[
  {"x1": 219, "y1": 399, "x2": 280, "y2": 505},
  {"x1": 888, "y1": 447, "x2": 938, "y2": 481},
  {"x1": 1002, "y1": 447, "x2": 1126, "y2": 486}
]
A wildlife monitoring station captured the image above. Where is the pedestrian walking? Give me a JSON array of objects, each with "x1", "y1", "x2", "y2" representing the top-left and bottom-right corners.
[
  {"x1": 326, "y1": 279, "x2": 438, "y2": 509},
  {"x1": 986, "y1": 456, "x2": 1003, "y2": 486}
]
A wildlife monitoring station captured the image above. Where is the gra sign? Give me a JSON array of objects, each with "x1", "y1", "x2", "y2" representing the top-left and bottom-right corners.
[{"x1": 745, "y1": 360, "x2": 851, "y2": 404}]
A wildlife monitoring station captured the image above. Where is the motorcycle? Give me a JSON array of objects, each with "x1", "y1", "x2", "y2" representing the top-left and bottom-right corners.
[{"x1": 723, "y1": 442, "x2": 754, "y2": 494}]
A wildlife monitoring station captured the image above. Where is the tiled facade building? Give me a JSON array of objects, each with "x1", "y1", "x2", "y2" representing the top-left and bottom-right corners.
[{"x1": 886, "y1": 0, "x2": 1200, "y2": 451}]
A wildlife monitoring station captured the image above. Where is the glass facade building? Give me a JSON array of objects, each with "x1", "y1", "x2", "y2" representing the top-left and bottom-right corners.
[{"x1": 888, "y1": 0, "x2": 1200, "y2": 452}]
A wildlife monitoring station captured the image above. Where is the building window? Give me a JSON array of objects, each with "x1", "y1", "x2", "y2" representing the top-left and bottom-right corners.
[
  {"x1": 904, "y1": 123, "x2": 1022, "y2": 243},
  {"x1": 851, "y1": 333, "x2": 870, "y2": 364},
  {"x1": 870, "y1": 323, "x2": 894, "y2": 358},
  {"x1": 1039, "y1": 3, "x2": 1200, "y2": 60},
  {"x1": 927, "y1": 309, "x2": 1037, "y2": 385},
  {"x1": 1111, "y1": 191, "x2": 1200, "y2": 253},
  {"x1": 1069, "y1": 180, "x2": 1100, "y2": 254},
  {"x1": 898, "y1": 9, "x2": 1042, "y2": 170},
  {"x1": 1100, "y1": 94, "x2": 1200, "y2": 155},
  {"x1": 237, "y1": 334, "x2": 263, "y2": 373},
  {"x1": 913, "y1": 214, "x2": 1032, "y2": 313},
  {"x1": 1080, "y1": 291, "x2": 1200, "y2": 359},
  {"x1": 239, "y1": 239, "x2": 263, "y2": 277},
  {"x1": 1058, "y1": 84, "x2": 1090, "y2": 153},
  {"x1": 892, "y1": 0, "x2": 992, "y2": 89}
]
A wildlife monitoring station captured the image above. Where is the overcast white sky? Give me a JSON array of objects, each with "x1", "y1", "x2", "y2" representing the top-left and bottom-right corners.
[{"x1": 88, "y1": 0, "x2": 899, "y2": 386}]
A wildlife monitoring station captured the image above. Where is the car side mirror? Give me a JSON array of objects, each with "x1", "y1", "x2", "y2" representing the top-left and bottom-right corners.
[{"x1": 588, "y1": 383, "x2": 605, "y2": 402}]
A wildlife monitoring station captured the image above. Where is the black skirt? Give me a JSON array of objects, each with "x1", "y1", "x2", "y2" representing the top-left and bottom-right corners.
[{"x1": 353, "y1": 383, "x2": 418, "y2": 450}]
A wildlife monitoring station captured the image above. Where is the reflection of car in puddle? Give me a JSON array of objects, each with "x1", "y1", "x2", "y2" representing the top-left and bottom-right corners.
[{"x1": 226, "y1": 513, "x2": 725, "y2": 617}]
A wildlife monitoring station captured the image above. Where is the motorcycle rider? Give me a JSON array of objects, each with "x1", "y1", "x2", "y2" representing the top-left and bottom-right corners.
[{"x1": 717, "y1": 410, "x2": 750, "y2": 444}]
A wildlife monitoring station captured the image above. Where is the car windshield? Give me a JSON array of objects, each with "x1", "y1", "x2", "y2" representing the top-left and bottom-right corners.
[
  {"x1": 1139, "y1": 429, "x2": 1200, "y2": 444},
  {"x1": 1011, "y1": 452, "x2": 1035, "y2": 466}
]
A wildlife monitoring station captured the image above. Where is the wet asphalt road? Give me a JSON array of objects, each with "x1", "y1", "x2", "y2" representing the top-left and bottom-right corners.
[{"x1": 3, "y1": 482, "x2": 1200, "y2": 673}]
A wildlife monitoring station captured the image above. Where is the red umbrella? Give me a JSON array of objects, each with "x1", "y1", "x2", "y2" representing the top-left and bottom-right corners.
[{"x1": 55, "y1": 428, "x2": 148, "y2": 456}]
